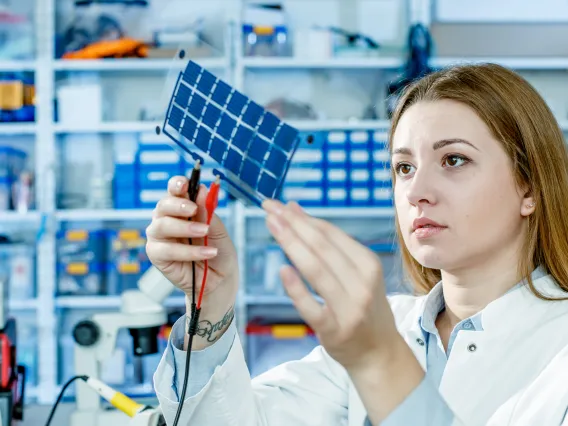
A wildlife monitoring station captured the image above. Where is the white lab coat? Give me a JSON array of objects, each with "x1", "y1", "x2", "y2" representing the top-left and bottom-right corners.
[{"x1": 155, "y1": 274, "x2": 568, "y2": 425}]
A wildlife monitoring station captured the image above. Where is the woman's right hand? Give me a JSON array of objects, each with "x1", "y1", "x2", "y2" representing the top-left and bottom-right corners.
[{"x1": 146, "y1": 176, "x2": 239, "y2": 349}]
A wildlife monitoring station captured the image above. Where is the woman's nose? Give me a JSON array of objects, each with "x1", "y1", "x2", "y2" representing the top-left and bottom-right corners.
[{"x1": 405, "y1": 168, "x2": 437, "y2": 207}]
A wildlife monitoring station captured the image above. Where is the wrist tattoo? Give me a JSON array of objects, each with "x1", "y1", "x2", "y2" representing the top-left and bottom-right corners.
[{"x1": 186, "y1": 306, "x2": 235, "y2": 343}]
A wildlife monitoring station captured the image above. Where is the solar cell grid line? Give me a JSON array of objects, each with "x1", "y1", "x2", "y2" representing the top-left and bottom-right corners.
[{"x1": 161, "y1": 60, "x2": 302, "y2": 206}]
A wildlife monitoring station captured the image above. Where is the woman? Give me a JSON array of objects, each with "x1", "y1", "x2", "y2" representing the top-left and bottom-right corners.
[{"x1": 148, "y1": 63, "x2": 568, "y2": 425}]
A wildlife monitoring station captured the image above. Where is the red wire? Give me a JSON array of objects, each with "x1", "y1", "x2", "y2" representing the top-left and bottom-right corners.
[{"x1": 197, "y1": 178, "x2": 221, "y2": 309}]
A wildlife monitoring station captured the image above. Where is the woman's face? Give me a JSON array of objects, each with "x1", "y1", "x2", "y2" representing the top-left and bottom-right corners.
[{"x1": 392, "y1": 99, "x2": 534, "y2": 272}]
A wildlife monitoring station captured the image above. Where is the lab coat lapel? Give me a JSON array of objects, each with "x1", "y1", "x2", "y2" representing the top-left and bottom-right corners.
[{"x1": 439, "y1": 275, "x2": 568, "y2": 422}]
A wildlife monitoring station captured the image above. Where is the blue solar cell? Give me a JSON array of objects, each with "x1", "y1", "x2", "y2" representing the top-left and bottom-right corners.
[
  {"x1": 212, "y1": 80, "x2": 231, "y2": 106},
  {"x1": 258, "y1": 172, "x2": 279, "y2": 198},
  {"x1": 174, "y1": 83, "x2": 192, "y2": 108},
  {"x1": 217, "y1": 114, "x2": 236, "y2": 140},
  {"x1": 183, "y1": 61, "x2": 201, "y2": 86},
  {"x1": 224, "y1": 148, "x2": 243, "y2": 174},
  {"x1": 227, "y1": 91, "x2": 248, "y2": 116},
  {"x1": 202, "y1": 104, "x2": 222, "y2": 128},
  {"x1": 188, "y1": 93, "x2": 206, "y2": 119},
  {"x1": 195, "y1": 126, "x2": 212, "y2": 152},
  {"x1": 274, "y1": 123, "x2": 299, "y2": 152},
  {"x1": 168, "y1": 105, "x2": 184, "y2": 130},
  {"x1": 258, "y1": 112, "x2": 279, "y2": 139},
  {"x1": 265, "y1": 148, "x2": 287, "y2": 176},
  {"x1": 210, "y1": 136, "x2": 227, "y2": 163},
  {"x1": 232, "y1": 126, "x2": 254, "y2": 151},
  {"x1": 248, "y1": 136, "x2": 270, "y2": 163},
  {"x1": 241, "y1": 159, "x2": 261, "y2": 188},
  {"x1": 242, "y1": 102, "x2": 264, "y2": 127},
  {"x1": 197, "y1": 70, "x2": 216, "y2": 95},
  {"x1": 181, "y1": 116, "x2": 197, "y2": 140}
]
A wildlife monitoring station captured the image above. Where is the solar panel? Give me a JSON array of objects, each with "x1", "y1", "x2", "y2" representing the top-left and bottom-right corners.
[{"x1": 160, "y1": 60, "x2": 302, "y2": 206}]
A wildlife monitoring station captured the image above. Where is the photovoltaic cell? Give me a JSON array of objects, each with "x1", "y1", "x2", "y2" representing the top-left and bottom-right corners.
[{"x1": 163, "y1": 60, "x2": 302, "y2": 206}]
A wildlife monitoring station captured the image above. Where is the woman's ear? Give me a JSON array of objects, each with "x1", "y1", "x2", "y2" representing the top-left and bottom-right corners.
[{"x1": 520, "y1": 195, "x2": 536, "y2": 217}]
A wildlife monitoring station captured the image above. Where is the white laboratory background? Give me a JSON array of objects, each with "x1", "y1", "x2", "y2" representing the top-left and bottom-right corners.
[{"x1": 1, "y1": 0, "x2": 568, "y2": 411}]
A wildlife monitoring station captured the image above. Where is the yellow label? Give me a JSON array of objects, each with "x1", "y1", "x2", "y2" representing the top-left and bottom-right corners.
[
  {"x1": 119, "y1": 262, "x2": 140, "y2": 274},
  {"x1": 66, "y1": 230, "x2": 88, "y2": 241},
  {"x1": 272, "y1": 325, "x2": 307, "y2": 339},
  {"x1": 118, "y1": 230, "x2": 141, "y2": 240},
  {"x1": 254, "y1": 26, "x2": 275, "y2": 35},
  {"x1": 0, "y1": 81, "x2": 24, "y2": 110},
  {"x1": 67, "y1": 263, "x2": 88, "y2": 275}
]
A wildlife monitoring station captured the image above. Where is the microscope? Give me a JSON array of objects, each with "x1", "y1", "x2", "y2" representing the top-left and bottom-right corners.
[{"x1": 69, "y1": 266, "x2": 177, "y2": 426}]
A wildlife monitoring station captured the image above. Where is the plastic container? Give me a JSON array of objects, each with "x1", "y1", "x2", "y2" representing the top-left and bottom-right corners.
[
  {"x1": 243, "y1": 25, "x2": 290, "y2": 57},
  {"x1": 0, "y1": 244, "x2": 35, "y2": 300},
  {"x1": 106, "y1": 229, "x2": 150, "y2": 295},
  {"x1": 246, "y1": 244, "x2": 288, "y2": 296},
  {"x1": 13, "y1": 312, "x2": 37, "y2": 390},
  {"x1": 57, "y1": 230, "x2": 107, "y2": 295},
  {"x1": 246, "y1": 321, "x2": 319, "y2": 378}
]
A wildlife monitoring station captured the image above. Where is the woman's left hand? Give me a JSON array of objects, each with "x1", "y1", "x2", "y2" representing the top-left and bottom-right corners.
[{"x1": 262, "y1": 199, "x2": 401, "y2": 373}]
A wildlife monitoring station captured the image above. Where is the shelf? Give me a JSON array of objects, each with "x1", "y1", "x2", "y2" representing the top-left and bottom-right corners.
[
  {"x1": 288, "y1": 119, "x2": 390, "y2": 131},
  {"x1": 0, "y1": 60, "x2": 36, "y2": 72},
  {"x1": 56, "y1": 295, "x2": 185, "y2": 309},
  {"x1": 53, "y1": 57, "x2": 228, "y2": 72},
  {"x1": 0, "y1": 211, "x2": 42, "y2": 223},
  {"x1": 56, "y1": 209, "x2": 155, "y2": 221},
  {"x1": 56, "y1": 208, "x2": 230, "y2": 221},
  {"x1": 9, "y1": 299, "x2": 38, "y2": 310},
  {"x1": 246, "y1": 206, "x2": 395, "y2": 219},
  {"x1": 242, "y1": 56, "x2": 404, "y2": 70},
  {"x1": 431, "y1": 57, "x2": 568, "y2": 70},
  {"x1": 55, "y1": 121, "x2": 160, "y2": 134},
  {"x1": 0, "y1": 123, "x2": 37, "y2": 135},
  {"x1": 245, "y1": 294, "x2": 293, "y2": 305}
]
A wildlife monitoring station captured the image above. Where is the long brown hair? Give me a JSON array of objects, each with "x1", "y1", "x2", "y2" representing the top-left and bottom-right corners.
[{"x1": 389, "y1": 63, "x2": 568, "y2": 299}]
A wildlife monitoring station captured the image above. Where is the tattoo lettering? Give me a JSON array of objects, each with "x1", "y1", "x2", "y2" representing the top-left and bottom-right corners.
[{"x1": 187, "y1": 306, "x2": 235, "y2": 343}]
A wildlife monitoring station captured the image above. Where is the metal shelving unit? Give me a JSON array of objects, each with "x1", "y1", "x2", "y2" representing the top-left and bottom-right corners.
[{"x1": 3, "y1": 0, "x2": 568, "y2": 406}]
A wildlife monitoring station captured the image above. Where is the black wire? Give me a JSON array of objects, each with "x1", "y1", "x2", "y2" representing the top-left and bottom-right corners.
[
  {"x1": 172, "y1": 163, "x2": 200, "y2": 426},
  {"x1": 45, "y1": 375, "x2": 88, "y2": 426}
]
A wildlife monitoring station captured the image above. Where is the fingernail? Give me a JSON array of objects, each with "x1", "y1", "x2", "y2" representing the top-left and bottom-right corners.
[
  {"x1": 263, "y1": 199, "x2": 284, "y2": 215},
  {"x1": 176, "y1": 179, "x2": 187, "y2": 192},
  {"x1": 267, "y1": 214, "x2": 285, "y2": 236},
  {"x1": 199, "y1": 247, "x2": 218, "y2": 257},
  {"x1": 189, "y1": 222, "x2": 209, "y2": 236}
]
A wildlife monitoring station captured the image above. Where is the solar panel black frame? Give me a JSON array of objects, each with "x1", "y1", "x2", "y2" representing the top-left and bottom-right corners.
[{"x1": 161, "y1": 60, "x2": 301, "y2": 206}]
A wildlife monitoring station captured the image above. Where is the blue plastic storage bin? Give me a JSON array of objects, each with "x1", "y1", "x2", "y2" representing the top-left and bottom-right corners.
[
  {"x1": 106, "y1": 229, "x2": 150, "y2": 295},
  {"x1": 57, "y1": 230, "x2": 106, "y2": 295}
]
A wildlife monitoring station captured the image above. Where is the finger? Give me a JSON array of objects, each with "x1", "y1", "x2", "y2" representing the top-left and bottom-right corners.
[
  {"x1": 264, "y1": 200, "x2": 359, "y2": 290},
  {"x1": 146, "y1": 241, "x2": 218, "y2": 263},
  {"x1": 280, "y1": 265, "x2": 335, "y2": 333},
  {"x1": 146, "y1": 216, "x2": 209, "y2": 240},
  {"x1": 194, "y1": 184, "x2": 209, "y2": 224},
  {"x1": 153, "y1": 195, "x2": 198, "y2": 219},
  {"x1": 265, "y1": 212, "x2": 347, "y2": 304},
  {"x1": 267, "y1": 199, "x2": 379, "y2": 284},
  {"x1": 168, "y1": 176, "x2": 189, "y2": 197}
]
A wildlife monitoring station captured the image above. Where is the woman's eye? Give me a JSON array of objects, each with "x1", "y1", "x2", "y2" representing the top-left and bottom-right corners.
[
  {"x1": 395, "y1": 163, "x2": 415, "y2": 176},
  {"x1": 444, "y1": 155, "x2": 468, "y2": 168}
]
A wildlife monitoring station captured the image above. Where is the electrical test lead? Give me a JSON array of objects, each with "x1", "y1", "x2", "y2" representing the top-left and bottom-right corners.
[{"x1": 172, "y1": 172, "x2": 221, "y2": 426}]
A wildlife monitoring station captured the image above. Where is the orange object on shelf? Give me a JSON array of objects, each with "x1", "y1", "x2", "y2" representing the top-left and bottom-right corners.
[{"x1": 62, "y1": 38, "x2": 149, "y2": 60}]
